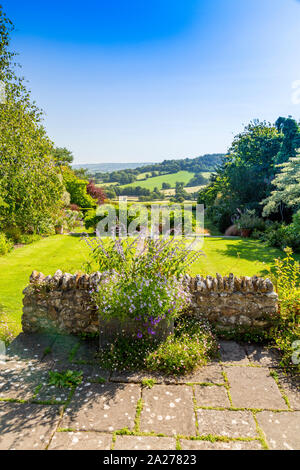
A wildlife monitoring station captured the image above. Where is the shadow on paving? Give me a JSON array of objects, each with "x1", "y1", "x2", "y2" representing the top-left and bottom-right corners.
[{"x1": 0, "y1": 402, "x2": 61, "y2": 450}]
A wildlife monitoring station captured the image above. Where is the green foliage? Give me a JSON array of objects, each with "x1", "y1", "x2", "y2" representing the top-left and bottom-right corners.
[
  {"x1": 95, "y1": 271, "x2": 188, "y2": 337},
  {"x1": 275, "y1": 117, "x2": 300, "y2": 165},
  {"x1": 141, "y1": 378, "x2": 156, "y2": 388},
  {"x1": 262, "y1": 152, "x2": 300, "y2": 217},
  {"x1": 87, "y1": 236, "x2": 202, "y2": 337},
  {"x1": 256, "y1": 222, "x2": 300, "y2": 252},
  {"x1": 187, "y1": 172, "x2": 209, "y2": 187},
  {"x1": 52, "y1": 147, "x2": 74, "y2": 167},
  {"x1": 0, "y1": 316, "x2": 14, "y2": 345},
  {"x1": 0, "y1": 232, "x2": 13, "y2": 255},
  {"x1": 170, "y1": 182, "x2": 190, "y2": 202},
  {"x1": 83, "y1": 204, "x2": 146, "y2": 231},
  {"x1": 48, "y1": 370, "x2": 83, "y2": 388},
  {"x1": 270, "y1": 248, "x2": 300, "y2": 370},
  {"x1": 235, "y1": 209, "x2": 265, "y2": 231},
  {"x1": 55, "y1": 209, "x2": 83, "y2": 232},
  {"x1": 0, "y1": 6, "x2": 63, "y2": 234},
  {"x1": 85, "y1": 236, "x2": 202, "y2": 279},
  {"x1": 146, "y1": 317, "x2": 218, "y2": 375},
  {"x1": 61, "y1": 167, "x2": 96, "y2": 209},
  {"x1": 206, "y1": 204, "x2": 234, "y2": 234}
]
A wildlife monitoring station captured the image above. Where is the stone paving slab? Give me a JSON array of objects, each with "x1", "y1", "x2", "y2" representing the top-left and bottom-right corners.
[
  {"x1": 0, "y1": 362, "x2": 50, "y2": 401},
  {"x1": 114, "y1": 435, "x2": 176, "y2": 450},
  {"x1": 196, "y1": 410, "x2": 258, "y2": 438},
  {"x1": 42, "y1": 335, "x2": 80, "y2": 365},
  {"x1": 61, "y1": 383, "x2": 140, "y2": 432},
  {"x1": 49, "y1": 432, "x2": 112, "y2": 450},
  {"x1": 4, "y1": 333, "x2": 55, "y2": 362},
  {"x1": 219, "y1": 341, "x2": 250, "y2": 365},
  {"x1": 0, "y1": 337, "x2": 299, "y2": 450},
  {"x1": 140, "y1": 385, "x2": 196, "y2": 436},
  {"x1": 71, "y1": 339, "x2": 98, "y2": 363},
  {"x1": 194, "y1": 385, "x2": 230, "y2": 408},
  {"x1": 256, "y1": 411, "x2": 300, "y2": 450},
  {"x1": 180, "y1": 439, "x2": 262, "y2": 450},
  {"x1": 34, "y1": 384, "x2": 71, "y2": 404},
  {"x1": 226, "y1": 367, "x2": 288, "y2": 410},
  {"x1": 176, "y1": 365, "x2": 225, "y2": 384},
  {"x1": 0, "y1": 402, "x2": 61, "y2": 450},
  {"x1": 244, "y1": 344, "x2": 281, "y2": 368}
]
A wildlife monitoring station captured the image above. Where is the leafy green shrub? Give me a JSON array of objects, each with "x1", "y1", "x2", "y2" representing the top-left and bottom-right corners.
[
  {"x1": 0, "y1": 232, "x2": 13, "y2": 255},
  {"x1": 36, "y1": 216, "x2": 56, "y2": 235},
  {"x1": 145, "y1": 317, "x2": 218, "y2": 375},
  {"x1": 206, "y1": 205, "x2": 234, "y2": 234},
  {"x1": 258, "y1": 222, "x2": 300, "y2": 252},
  {"x1": 270, "y1": 248, "x2": 300, "y2": 370},
  {"x1": 235, "y1": 209, "x2": 265, "y2": 231},
  {"x1": 18, "y1": 234, "x2": 42, "y2": 245},
  {"x1": 62, "y1": 167, "x2": 96, "y2": 209},
  {"x1": 95, "y1": 271, "x2": 188, "y2": 338},
  {"x1": 87, "y1": 236, "x2": 202, "y2": 338},
  {"x1": 3, "y1": 226, "x2": 22, "y2": 243}
]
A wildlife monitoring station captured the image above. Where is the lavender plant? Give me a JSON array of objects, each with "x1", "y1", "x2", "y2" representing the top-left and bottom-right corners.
[{"x1": 84, "y1": 234, "x2": 203, "y2": 338}]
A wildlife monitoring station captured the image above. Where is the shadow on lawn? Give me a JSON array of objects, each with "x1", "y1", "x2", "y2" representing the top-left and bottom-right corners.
[{"x1": 214, "y1": 238, "x2": 284, "y2": 276}]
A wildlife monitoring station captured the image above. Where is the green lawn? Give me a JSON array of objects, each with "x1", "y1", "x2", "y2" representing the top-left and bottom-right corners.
[
  {"x1": 0, "y1": 233, "x2": 294, "y2": 334},
  {"x1": 120, "y1": 171, "x2": 195, "y2": 191},
  {"x1": 0, "y1": 235, "x2": 90, "y2": 332}
]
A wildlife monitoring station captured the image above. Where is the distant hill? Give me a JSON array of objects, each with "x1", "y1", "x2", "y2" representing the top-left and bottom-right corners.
[
  {"x1": 72, "y1": 162, "x2": 155, "y2": 173},
  {"x1": 74, "y1": 154, "x2": 225, "y2": 177}
]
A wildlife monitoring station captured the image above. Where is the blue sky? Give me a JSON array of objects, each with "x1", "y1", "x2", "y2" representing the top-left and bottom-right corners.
[{"x1": 3, "y1": 0, "x2": 300, "y2": 163}]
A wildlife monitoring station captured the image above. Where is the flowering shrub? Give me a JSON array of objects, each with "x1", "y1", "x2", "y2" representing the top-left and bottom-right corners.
[
  {"x1": 94, "y1": 270, "x2": 189, "y2": 338},
  {"x1": 96, "y1": 316, "x2": 217, "y2": 375},
  {"x1": 85, "y1": 235, "x2": 202, "y2": 278},
  {"x1": 85, "y1": 235, "x2": 203, "y2": 338},
  {"x1": 145, "y1": 317, "x2": 218, "y2": 374}
]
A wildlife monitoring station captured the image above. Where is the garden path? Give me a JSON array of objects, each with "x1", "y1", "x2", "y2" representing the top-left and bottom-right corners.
[{"x1": 0, "y1": 335, "x2": 299, "y2": 450}]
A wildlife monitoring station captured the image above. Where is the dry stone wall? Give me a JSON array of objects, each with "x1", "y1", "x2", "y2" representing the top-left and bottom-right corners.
[
  {"x1": 22, "y1": 270, "x2": 279, "y2": 335},
  {"x1": 184, "y1": 273, "x2": 279, "y2": 330}
]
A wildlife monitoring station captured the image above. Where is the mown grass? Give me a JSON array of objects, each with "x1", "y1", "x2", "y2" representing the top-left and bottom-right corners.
[
  {"x1": 0, "y1": 234, "x2": 90, "y2": 332},
  {"x1": 0, "y1": 232, "x2": 296, "y2": 335}
]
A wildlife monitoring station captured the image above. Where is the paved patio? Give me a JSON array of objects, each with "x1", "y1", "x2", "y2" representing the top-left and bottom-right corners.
[{"x1": 0, "y1": 334, "x2": 299, "y2": 450}]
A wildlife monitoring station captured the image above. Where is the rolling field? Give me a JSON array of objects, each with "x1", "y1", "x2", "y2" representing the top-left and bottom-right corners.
[{"x1": 120, "y1": 171, "x2": 195, "y2": 190}]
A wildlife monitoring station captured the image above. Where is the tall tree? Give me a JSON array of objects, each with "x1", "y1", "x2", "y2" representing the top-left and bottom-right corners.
[
  {"x1": 275, "y1": 117, "x2": 300, "y2": 165},
  {"x1": 0, "y1": 4, "x2": 63, "y2": 233},
  {"x1": 52, "y1": 147, "x2": 74, "y2": 167},
  {"x1": 262, "y1": 152, "x2": 300, "y2": 218}
]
